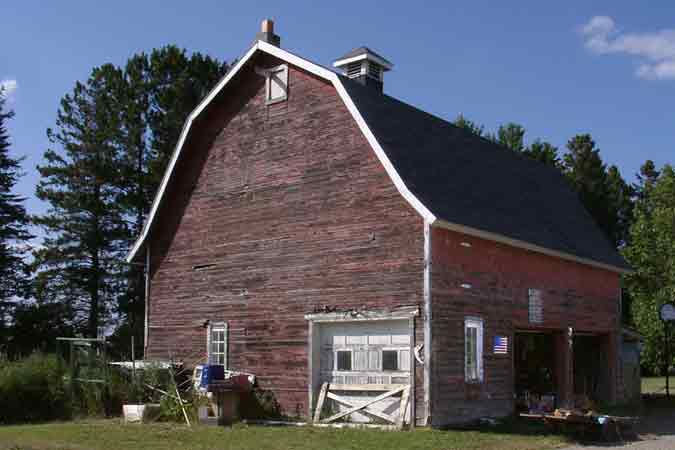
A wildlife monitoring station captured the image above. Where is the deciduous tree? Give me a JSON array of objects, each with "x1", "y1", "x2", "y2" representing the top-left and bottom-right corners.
[{"x1": 623, "y1": 164, "x2": 675, "y2": 373}]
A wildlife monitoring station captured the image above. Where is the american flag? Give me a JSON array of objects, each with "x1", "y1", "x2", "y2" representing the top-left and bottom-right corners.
[{"x1": 493, "y1": 336, "x2": 508, "y2": 354}]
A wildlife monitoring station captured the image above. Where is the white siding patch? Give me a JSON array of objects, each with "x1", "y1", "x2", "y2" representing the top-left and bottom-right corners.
[
  {"x1": 346, "y1": 335, "x2": 366, "y2": 345},
  {"x1": 391, "y1": 334, "x2": 410, "y2": 345},
  {"x1": 368, "y1": 335, "x2": 389, "y2": 345}
]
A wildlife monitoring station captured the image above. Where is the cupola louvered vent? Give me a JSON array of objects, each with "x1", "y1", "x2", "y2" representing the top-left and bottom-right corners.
[
  {"x1": 347, "y1": 62, "x2": 362, "y2": 78},
  {"x1": 333, "y1": 47, "x2": 393, "y2": 92},
  {"x1": 367, "y1": 64, "x2": 382, "y2": 80}
]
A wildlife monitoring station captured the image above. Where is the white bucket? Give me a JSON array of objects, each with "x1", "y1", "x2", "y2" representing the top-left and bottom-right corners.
[{"x1": 123, "y1": 404, "x2": 146, "y2": 423}]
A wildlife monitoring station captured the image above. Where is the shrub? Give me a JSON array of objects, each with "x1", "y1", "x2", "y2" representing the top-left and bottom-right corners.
[{"x1": 0, "y1": 353, "x2": 70, "y2": 423}]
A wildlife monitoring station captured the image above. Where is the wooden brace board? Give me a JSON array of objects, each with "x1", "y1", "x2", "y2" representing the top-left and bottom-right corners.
[{"x1": 313, "y1": 383, "x2": 411, "y2": 429}]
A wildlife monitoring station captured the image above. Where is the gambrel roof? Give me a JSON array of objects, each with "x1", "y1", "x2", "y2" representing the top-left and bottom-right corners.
[{"x1": 127, "y1": 41, "x2": 630, "y2": 274}]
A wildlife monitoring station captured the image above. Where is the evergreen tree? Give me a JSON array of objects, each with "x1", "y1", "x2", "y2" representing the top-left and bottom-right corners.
[
  {"x1": 605, "y1": 164, "x2": 634, "y2": 246},
  {"x1": 34, "y1": 46, "x2": 228, "y2": 345},
  {"x1": 452, "y1": 114, "x2": 486, "y2": 137},
  {"x1": 523, "y1": 140, "x2": 561, "y2": 168},
  {"x1": 0, "y1": 88, "x2": 31, "y2": 347},
  {"x1": 34, "y1": 67, "x2": 128, "y2": 337},
  {"x1": 563, "y1": 135, "x2": 620, "y2": 245},
  {"x1": 496, "y1": 122, "x2": 526, "y2": 152},
  {"x1": 623, "y1": 164, "x2": 675, "y2": 373}
]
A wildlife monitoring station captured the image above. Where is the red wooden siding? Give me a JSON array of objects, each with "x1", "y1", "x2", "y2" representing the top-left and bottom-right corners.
[
  {"x1": 429, "y1": 226, "x2": 621, "y2": 426},
  {"x1": 145, "y1": 55, "x2": 425, "y2": 419}
]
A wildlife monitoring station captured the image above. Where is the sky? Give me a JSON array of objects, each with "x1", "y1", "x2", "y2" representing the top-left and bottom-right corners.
[{"x1": 1, "y1": 1, "x2": 674, "y2": 220}]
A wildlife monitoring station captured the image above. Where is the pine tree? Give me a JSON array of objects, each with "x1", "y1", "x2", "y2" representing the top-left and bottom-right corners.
[
  {"x1": 452, "y1": 114, "x2": 486, "y2": 137},
  {"x1": 35, "y1": 47, "x2": 227, "y2": 342},
  {"x1": 523, "y1": 140, "x2": 561, "y2": 168},
  {"x1": 0, "y1": 88, "x2": 31, "y2": 345},
  {"x1": 496, "y1": 122, "x2": 526, "y2": 152},
  {"x1": 34, "y1": 67, "x2": 128, "y2": 337},
  {"x1": 563, "y1": 135, "x2": 615, "y2": 243}
]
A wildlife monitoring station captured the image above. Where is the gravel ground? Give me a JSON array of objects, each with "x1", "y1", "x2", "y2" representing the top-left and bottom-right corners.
[
  {"x1": 562, "y1": 436, "x2": 675, "y2": 450},
  {"x1": 562, "y1": 398, "x2": 675, "y2": 450}
]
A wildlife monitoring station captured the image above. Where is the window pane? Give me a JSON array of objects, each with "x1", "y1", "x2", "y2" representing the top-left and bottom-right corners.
[
  {"x1": 336, "y1": 351, "x2": 351, "y2": 371},
  {"x1": 382, "y1": 350, "x2": 398, "y2": 371},
  {"x1": 466, "y1": 326, "x2": 478, "y2": 380}
]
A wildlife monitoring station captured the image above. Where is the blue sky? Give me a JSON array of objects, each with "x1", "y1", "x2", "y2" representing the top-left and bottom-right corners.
[{"x1": 2, "y1": 1, "x2": 673, "y2": 219}]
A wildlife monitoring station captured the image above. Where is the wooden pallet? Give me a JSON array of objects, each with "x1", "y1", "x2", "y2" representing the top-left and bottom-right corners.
[{"x1": 313, "y1": 383, "x2": 411, "y2": 429}]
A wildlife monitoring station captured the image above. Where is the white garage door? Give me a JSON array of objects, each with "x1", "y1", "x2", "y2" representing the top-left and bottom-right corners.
[{"x1": 319, "y1": 320, "x2": 411, "y2": 385}]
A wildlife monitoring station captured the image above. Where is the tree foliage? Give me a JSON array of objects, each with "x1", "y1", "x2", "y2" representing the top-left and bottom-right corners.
[
  {"x1": 622, "y1": 163, "x2": 675, "y2": 373},
  {"x1": 563, "y1": 135, "x2": 633, "y2": 247},
  {"x1": 34, "y1": 67, "x2": 129, "y2": 337},
  {"x1": 0, "y1": 88, "x2": 31, "y2": 349},
  {"x1": 32, "y1": 46, "x2": 227, "y2": 345}
]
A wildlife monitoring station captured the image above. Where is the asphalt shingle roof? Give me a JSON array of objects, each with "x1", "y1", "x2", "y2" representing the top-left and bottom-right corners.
[{"x1": 340, "y1": 76, "x2": 629, "y2": 271}]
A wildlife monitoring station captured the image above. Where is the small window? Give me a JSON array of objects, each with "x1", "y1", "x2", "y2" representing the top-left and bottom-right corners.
[
  {"x1": 528, "y1": 288, "x2": 543, "y2": 324},
  {"x1": 465, "y1": 317, "x2": 483, "y2": 382},
  {"x1": 382, "y1": 350, "x2": 398, "y2": 371},
  {"x1": 336, "y1": 350, "x2": 352, "y2": 371},
  {"x1": 266, "y1": 64, "x2": 288, "y2": 104},
  {"x1": 208, "y1": 323, "x2": 227, "y2": 366}
]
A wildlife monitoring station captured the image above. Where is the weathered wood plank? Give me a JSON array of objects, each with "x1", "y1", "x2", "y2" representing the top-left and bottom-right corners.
[
  {"x1": 396, "y1": 386, "x2": 411, "y2": 429},
  {"x1": 313, "y1": 382, "x2": 329, "y2": 423},
  {"x1": 326, "y1": 392, "x2": 397, "y2": 424},
  {"x1": 328, "y1": 384, "x2": 407, "y2": 392},
  {"x1": 321, "y1": 386, "x2": 406, "y2": 424}
]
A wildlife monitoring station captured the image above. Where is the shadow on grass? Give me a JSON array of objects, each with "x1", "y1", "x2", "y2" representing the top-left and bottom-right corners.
[{"x1": 441, "y1": 414, "x2": 636, "y2": 447}]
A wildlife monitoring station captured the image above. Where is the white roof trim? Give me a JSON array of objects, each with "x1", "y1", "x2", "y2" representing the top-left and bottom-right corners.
[
  {"x1": 126, "y1": 41, "x2": 629, "y2": 276},
  {"x1": 333, "y1": 53, "x2": 393, "y2": 71},
  {"x1": 126, "y1": 41, "x2": 432, "y2": 262},
  {"x1": 433, "y1": 219, "x2": 631, "y2": 275}
]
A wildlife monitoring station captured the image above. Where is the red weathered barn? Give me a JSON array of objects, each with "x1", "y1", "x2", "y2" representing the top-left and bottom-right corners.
[{"x1": 127, "y1": 21, "x2": 631, "y2": 426}]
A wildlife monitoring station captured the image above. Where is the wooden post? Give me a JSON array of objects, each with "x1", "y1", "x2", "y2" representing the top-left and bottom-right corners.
[{"x1": 131, "y1": 335, "x2": 136, "y2": 383}]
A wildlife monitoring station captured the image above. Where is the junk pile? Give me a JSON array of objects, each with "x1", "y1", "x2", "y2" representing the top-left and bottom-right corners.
[
  {"x1": 520, "y1": 396, "x2": 639, "y2": 441},
  {"x1": 192, "y1": 365, "x2": 255, "y2": 425}
]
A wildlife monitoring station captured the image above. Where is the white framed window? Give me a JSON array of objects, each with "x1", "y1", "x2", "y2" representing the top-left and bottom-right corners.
[
  {"x1": 265, "y1": 64, "x2": 288, "y2": 104},
  {"x1": 465, "y1": 317, "x2": 484, "y2": 383},
  {"x1": 207, "y1": 322, "x2": 228, "y2": 366},
  {"x1": 528, "y1": 288, "x2": 543, "y2": 324}
]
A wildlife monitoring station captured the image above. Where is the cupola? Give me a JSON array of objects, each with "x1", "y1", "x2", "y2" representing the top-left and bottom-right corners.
[{"x1": 333, "y1": 47, "x2": 393, "y2": 92}]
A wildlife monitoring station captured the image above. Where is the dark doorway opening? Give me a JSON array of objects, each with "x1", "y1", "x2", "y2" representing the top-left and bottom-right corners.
[
  {"x1": 573, "y1": 334, "x2": 609, "y2": 404},
  {"x1": 514, "y1": 332, "x2": 558, "y2": 413}
]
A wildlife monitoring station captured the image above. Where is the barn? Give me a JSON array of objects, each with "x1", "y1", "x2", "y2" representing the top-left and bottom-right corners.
[{"x1": 126, "y1": 20, "x2": 631, "y2": 427}]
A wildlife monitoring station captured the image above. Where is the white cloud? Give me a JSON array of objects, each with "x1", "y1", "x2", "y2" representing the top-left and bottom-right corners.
[
  {"x1": 580, "y1": 16, "x2": 675, "y2": 80},
  {"x1": 0, "y1": 79, "x2": 18, "y2": 100}
]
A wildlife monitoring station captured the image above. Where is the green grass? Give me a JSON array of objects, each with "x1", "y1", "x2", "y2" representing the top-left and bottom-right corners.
[
  {"x1": 642, "y1": 376, "x2": 669, "y2": 394},
  {"x1": 0, "y1": 420, "x2": 570, "y2": 450}
]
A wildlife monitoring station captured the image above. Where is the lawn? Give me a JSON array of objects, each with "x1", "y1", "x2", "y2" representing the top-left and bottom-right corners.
[
  {"x1": 0, "y1": 420, "x2": 570, "y2": 450},
  {"x1": 642, "y1": 376, "x2": 670, "y2": 394}
]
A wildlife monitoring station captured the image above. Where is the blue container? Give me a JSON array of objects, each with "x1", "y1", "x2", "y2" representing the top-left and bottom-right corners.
[{"x1": 200, "y1": 364, "x2": 225, "y2": 387}]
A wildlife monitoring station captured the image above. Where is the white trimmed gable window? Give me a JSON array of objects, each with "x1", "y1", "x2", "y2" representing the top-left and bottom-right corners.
[
  {"x1": 465, "y1": 317, "x2": 484, "y2": 383},
  {"x1": 265, "y1": 64, "x2": 288, "y2": 104},
  {"x1": 208, "y1": 322, "x2": 228, "y2": 366}
]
